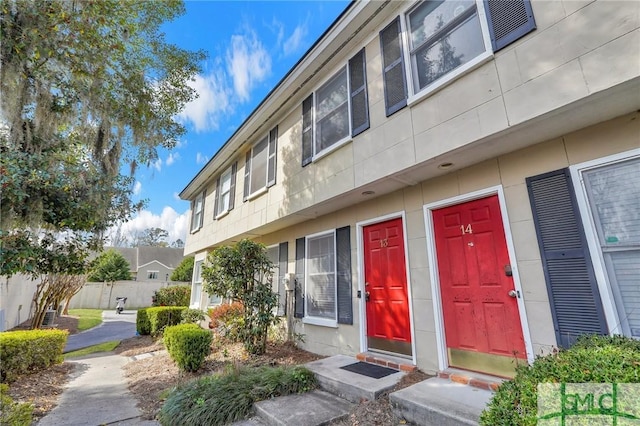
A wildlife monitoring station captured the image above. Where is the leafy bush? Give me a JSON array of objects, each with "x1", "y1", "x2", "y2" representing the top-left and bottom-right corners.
[
  {"x1": 163, "y1": 324, "x2": 212, "y2": 372},
  {"x1": 158, "y1": 365, "x2": 317, "y2": 425},
  {"x1": 170, "y1": 256, "x2": 194, "y2": 282},
  {"x1": 152, "y1": 285, "x2": 191, "y2": 307},
  {"x1": 0, "y1": 329, "x2": 68, "y2": 382},
  {"x1": 208, "y1": 302, "x2": 244, "y2": 341},
  {"x1": 146, "y1": 306, "x2": 187, "y2": 336},
  {"x1": 136, "y1": 308, "x2": 151, "y2": 335},
  {"x1": 181, "y1": 308, "x2": 206, "y2": 324},
  {"x1": 480, "y1": 335, "x2": 640, "y2": 425},
  {"x1": 0, "y1": 384, "x2": 33, "y2": 425}
]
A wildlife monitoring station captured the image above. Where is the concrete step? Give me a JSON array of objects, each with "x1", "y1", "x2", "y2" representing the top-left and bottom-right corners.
[
  {"x1": 390, "y1": 377, "x2": 493, "y2": 425},
  {"x1": 249, "y1": 390, "x2": 352, "y2": 426},
  {"x1": 305, "y1": 354, "x2": 405, "y2": 403}
]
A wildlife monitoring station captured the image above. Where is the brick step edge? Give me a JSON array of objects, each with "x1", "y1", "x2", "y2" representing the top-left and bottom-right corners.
[
  {"x1": 438, "y1": 371, "x2": 502, "y2": 391},
  {"x1": 355, "y1": 353, "x2": 416, "y2": 372}
]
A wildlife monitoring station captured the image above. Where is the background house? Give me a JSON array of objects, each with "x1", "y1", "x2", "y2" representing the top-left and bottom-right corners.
[
  {"x1": 109, "y1": 246, "x2": 185, "y2": 282},
  {"x1": 180, "y1": 0, "x2": 639, "y2": 379}
]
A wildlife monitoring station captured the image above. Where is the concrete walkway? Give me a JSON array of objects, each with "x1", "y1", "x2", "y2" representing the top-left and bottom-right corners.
[{"x1": 65, "y1": 310, "x2": 137, "y2": 353}]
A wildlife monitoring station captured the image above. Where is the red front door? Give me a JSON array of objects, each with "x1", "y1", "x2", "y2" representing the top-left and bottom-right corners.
[
  {"x1": 433, "y1": 195, "x2": 526, "y2": 377},
  {"x1": 363, "y1": 218, "x2": 412, "y2": 356}
]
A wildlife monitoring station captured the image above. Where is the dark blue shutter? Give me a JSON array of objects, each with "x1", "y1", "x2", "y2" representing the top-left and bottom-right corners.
[
  {"x1": 527, "y1": 168, "x2": 608, "y2": 348},
  {"x1": 294, "y1": 237, "x2": 305, "y2": 318},
  {"x1": 380, "y1": 17, "x2": 407, "y2": 117},
  {"x1": 267, "y1": 126, "x2": 278, "y2": 187},
  {"x1": 484, "y1": 0, "x2": 536, "y2": 52},
  {"x1": 278, "y1": 241, "x2": 288, "y2": 316},
  {"x1": 243, "y1": 151, "x2": 251, "y2": 201},
  {"x1": 349, "y1": 49, "x2": 370, "y2": 137},
  {"x1": 213, "y1": 177, "x2": 220, "y2": 218},
  {"x1": 336, "y1": 226, "x2": 353, "y2": 325},
  {"x1": 229, "y1": 162, "x2": 237, "y2": 211},
  {"x1": 301, "y1": 95, "x2": 313, "y2": 167}
]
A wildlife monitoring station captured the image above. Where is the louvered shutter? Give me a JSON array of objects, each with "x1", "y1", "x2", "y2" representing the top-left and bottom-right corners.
[
  {"x1": 349, "y1": 49, "x2": 369, "y2": 137},
  {"x1": 336, "y1": 226, "x2": 353, "y2": 325},
  {"x1": 301, "y1": 95, "x2": 313, "y2": 167},
  {"x1": 267, "y1": 126, "x2": 278, "y2": 187},
  {"x1": 526, "y1": 168, "x2": 608, "y2": 348},
  {"x1": 278, "y1": 241, "x2": 288, "y2": 316},
  {"x1": 190, "y1": 199, "x2": 196, "y2": 231},
  {"x1": 243, "y1": 151, "x2": 251, "y2": 201},
  {"x1": 294, "y1": 237, "x2": 305, "y2": 318},
  {"x1": 213, "y1": 177, "x2": 220, "y2": 218},
  {"x1": 484, "y1": 0, "x2": 536, "y2": 52},
  {"x1": 229, "y1": 162, "x2": 237, "y2": 211},
  {"x1": 380, "y1": 17, "x2": 407, "y2": 117}
]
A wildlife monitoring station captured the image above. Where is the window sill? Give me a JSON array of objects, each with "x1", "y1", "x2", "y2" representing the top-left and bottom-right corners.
[
  {"x1": 190, "y1": 226, "x2": 202, "y2": 234},
  {"x1": 246, "y1": 186, "x2": 268, "y2": 202},
  {"x1": 312, "y1": 137, "x2": 352, "y2": 163},
  {"x1": 215, "y1": 209, "x2": 230, "y2": 220},
  {"x1": 302, "y1": 316, "x2": 338, "y2": 328},
  {"x1": 407, "y1": 51, "x2": 493, "y2": 108}
]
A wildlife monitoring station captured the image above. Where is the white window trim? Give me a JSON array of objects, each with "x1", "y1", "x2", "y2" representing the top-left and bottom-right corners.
[
  {"x1": 246, "y1": 135, "x2": 270, "y2": 198},
  {"x1": 246, "y1": 186, "x2": 268, "y2": 202},
  {"x1": 215, "y1": 166, "x2": 233, "y2": 217},
  {"x1": 147, "y1": 270, "x2": 159, "y2": 280},
  {"x1": 570, "y1": 148, "x2": 640, "y2": 337},
  {"x1": 310, "y1": 65, "x2": 353, "y2": 162},
  {"x1": 302, "y1": 229, "x2": 338, "y2": 328},
  {"x1": 190, "y1": 192, "x2": 204, "y2": 233},
  {"x1": 402, "y1": 0, "x2": 494, "y2": 106},
  {"x1": 190, "y1": 259, "x2": 204, "y2": 308}
]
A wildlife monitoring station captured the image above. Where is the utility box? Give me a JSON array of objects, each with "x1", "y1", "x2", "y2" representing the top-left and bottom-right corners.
[{"x1": 284, "y1": 273, "x2": 296, "y2": 291}]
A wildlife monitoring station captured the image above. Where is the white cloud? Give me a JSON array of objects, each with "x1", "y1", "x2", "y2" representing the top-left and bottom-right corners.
[
  {"x1": 151, "y1": 158, "x2": 162, "y2": 172},
  {"x1": 132, "y1": 181, "x2": 142, "y2": 196},
  {"x1": 177, "y1": 72, "x2": 231, "y2": 133},
  {"x1": 166, "y1": 152, "x2": 180, "y2": 166},
  {"x1": 283, "y1": 23, "x2": 308, "y2": 57},
  {"x1": 196, "y1": 152, "x2": 209, "y2": 165},
  {"x1": 107, "y1": 207, "x2": 190, "y2": 247},
  {"x1": 226, "y1": 29, "x2": 271, "y2": 102},
  {"x1": 173, "y1": 192, "x2": 181, "y2": 201}
]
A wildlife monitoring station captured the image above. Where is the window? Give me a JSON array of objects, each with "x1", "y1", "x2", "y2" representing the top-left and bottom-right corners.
[
  {"x1": 301, "y1": 49, "x2": 369, "y2": 166},
  {"x1": 190, "y1": 191, "x2": 205, "y2": 232},
  {"x1": 214, "y1": 163, "x2": 236, "y2": 218},
  {"x1": 243, "y1": 126, "x2": 277, "y2": 200},
  {"x1": 380, "y1": 0, "x2": 535, "y2": 114},
  {"x1": 305, "y1": 232, "x2": 337, "y2": 325},
  {"x1": 147, "y1": 271, "x2": 158, "y2": 280},
  {"x1": 191, "y1": 260, "x2": 203, "y2": 307}
]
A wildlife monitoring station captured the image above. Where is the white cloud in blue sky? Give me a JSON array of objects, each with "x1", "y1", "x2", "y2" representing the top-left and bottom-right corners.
[
  {"x1": 133, "y1": 181, "x2": 142, "y2": 196},
  {"x1": 226, "y1": 28, "x2": 272, "y2": 102},
  {"x1": 196, "y1": 152, "x2": 209, "y2": 165},
  {"x1": 106, "y1": 207, "x2": 190, "y2": 246},
  {"x1": 283, "y1": 22, "x2": 309, "y2": 57},
  {"x1": 166, "y1": 152, "x2": 179, "y2": 166},
  {"x1": 177, "y1": 72, "x2": 231, "y2": 133}
]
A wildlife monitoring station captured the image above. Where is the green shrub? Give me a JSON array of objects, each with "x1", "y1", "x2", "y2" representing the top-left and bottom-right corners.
[
  {"x1": 152, "y1": 285, "x2": 191, "y2": 306},
  {"x1": 0, "y1": 384, "x2": 33, "y2": 425},
  {"x1": 158, "y1": 365, "x2": 317, "y2": 425},
  {"x1": 0, "y1": 329, "x2": 68, "y2": 382},
  {"x1": 163, "y1": 324, "x2": 212, "y2": 372},
  {"x1": 480, "y1": 335, "x2": 640, "y2": 425},
  {"x1": 146, "y1": 306, "x2": 187, "y2": 336},
  {"x1": 181, "y1": 308, "x2": 206, "y2": 324},
  {"x1": 136, "y1": 308, "x2": 151, "y2": 335},
  {"x1": 208, "y1": 302, "x2": 244, "y2": 341}
]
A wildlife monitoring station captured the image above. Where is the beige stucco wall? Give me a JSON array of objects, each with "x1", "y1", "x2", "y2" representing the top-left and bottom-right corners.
[{"x1": 199, "y1": 113, "x2": 638, "y2": 374}]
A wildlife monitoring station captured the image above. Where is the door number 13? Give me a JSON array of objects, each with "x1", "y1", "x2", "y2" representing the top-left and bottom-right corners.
[{"x1": 460, "y1": 224, "x2": 473, "y2": 235}]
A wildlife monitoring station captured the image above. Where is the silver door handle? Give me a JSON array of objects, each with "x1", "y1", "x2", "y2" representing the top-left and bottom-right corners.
[{"x1": 508, "y1": 290, "x2": 517, "y2": 298}]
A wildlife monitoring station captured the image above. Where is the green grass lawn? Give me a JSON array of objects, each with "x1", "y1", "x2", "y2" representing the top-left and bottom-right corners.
[
  {"x1": 64, "y1": 341, "x2": 120, "y2": 359},
  {"x1": 68, "y1": 309, "x2": 103, "y2": 331}
]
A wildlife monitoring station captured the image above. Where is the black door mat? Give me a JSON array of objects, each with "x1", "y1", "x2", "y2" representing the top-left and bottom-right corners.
[{"x1": 339, "y1": 362, "x2": 397, "y2": 379}]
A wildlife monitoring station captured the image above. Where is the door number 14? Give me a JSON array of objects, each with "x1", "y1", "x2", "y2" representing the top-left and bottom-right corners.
[{"x1": 460, "y1": 224, "x2": 473, "y2": 235}]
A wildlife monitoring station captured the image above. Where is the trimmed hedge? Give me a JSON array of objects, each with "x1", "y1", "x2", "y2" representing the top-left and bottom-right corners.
[
  {"x1": 480, "y1": 335, "x2": 640, "y2": 425},
  {"x1": 136, "y1": 308, "x2": 151, "y2": 335},
  {"x1": 152, "y1": 285, "x2": 191, "y2": 307},
  {"x1": 163, "y1": 324, "x2": 212, "y2": 372},
  {"x1": 140, "y1": 306, "x2": 187, "y2": 336},
  {"x1": 0, "y1": 384, "x2": 33, "y2": 425},
  {"x1": 0, "y1": 329, "x2": 68, "y2": 382}
]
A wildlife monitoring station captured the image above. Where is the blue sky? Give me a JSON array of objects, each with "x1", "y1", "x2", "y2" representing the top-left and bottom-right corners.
[{"x1": 115, "y1": 1, "x2": 350, "y2": 244}]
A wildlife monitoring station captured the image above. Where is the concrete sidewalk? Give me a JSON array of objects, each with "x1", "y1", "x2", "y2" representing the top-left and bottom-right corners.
[
  {"x1": 38, "y1": 352, "x2": 159, "y2": 426},
  {"x1": 65, "y1": 310, "x2": 137, "y2": 353}
]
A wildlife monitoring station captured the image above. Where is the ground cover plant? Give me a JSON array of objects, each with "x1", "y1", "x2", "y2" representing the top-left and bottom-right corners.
[{"x1": 480, "y1": 335, "x2": 640, "y2": 425}]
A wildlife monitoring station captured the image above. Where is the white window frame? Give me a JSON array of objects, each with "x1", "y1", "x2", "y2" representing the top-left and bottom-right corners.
[
  {"x1": 303, "y1": 230, "x2": 338, "y2": 328},
  {"x1": 570, "y1": 148, "x2": 640, "y2": 338},
  {"x1": 246, "y1": 136, "x2": 270, "y2": 200},
  {"x1": 311, "y1": 66, "x2": 352, "y2": 162},
  {"x1": 190, "y1": 192, "x2": 204, "y2": 232},
  {"x1": 190, "y1": 260, "x2": 204, "y2": 308},
  {"x1": 403, "y1": 0, "x2": 493, "y2": 105},
  {"x1": 147, "y1": 270, "x2": 158, "y2": 280},
  {"x1": 215, "y1": 166, "x2": 233, "y2": 218}
]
